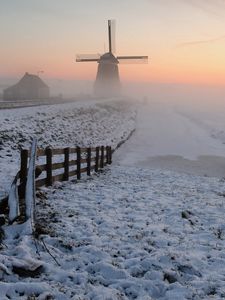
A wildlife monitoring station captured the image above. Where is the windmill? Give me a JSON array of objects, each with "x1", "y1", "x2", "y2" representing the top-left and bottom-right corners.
[{"x1": 76, "y1": 20, "x2": 148, "y2": 97}]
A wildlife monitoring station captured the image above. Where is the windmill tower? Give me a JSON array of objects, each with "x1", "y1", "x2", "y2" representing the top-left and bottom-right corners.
[{"x1": 76, "y1": 20, "x2": 148, "y2": 97}]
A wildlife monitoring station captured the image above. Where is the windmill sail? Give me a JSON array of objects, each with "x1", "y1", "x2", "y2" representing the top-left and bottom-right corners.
[
  {"x1": 117, "y1": 55, "x2": 148, "y2": 64},
  {"x1": 76, "y1": 54, "x2": 101, "y2": 62},
  {"x1": 108, "y1": 20, "x2": 116, "y2": 54}
]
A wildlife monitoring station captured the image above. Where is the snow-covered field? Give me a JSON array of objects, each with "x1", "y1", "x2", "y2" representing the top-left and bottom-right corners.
[
  {"x1": 1, "y1": 167, "x2": 225, "y2": 299},
  {"x1": 114, "y1": 98, "x2": 225, "y2": 177},
  {"x1": 1, "y1": 97, "x2": 225, "y2": 299},
  {"x1": 0, "y1": 98, "x2": 136, "y2": 197}
]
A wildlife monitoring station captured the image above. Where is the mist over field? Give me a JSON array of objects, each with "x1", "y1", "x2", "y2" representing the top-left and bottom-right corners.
[{"x1": 2, "y1": 73, "x2": 225, "y2": 104}]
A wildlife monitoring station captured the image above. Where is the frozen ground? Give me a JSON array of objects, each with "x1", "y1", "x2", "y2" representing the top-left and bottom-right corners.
[
  {"x1": 1, "y1": 167, "x2": 225, "y2": 299},
  {"x1": 114, "y1": 98, "x2": 225, "y2": 177},
  {"x1": 0, "y1": 98, "x2": 136, "y2": 197},
  {"x1": 1, "y1": 97, "x2": 225, "y2": 299}
]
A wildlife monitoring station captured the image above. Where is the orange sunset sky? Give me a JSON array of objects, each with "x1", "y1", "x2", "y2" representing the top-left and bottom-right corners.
[{"x1": 1, "y1": 0, "x2": 225, "y2": 86}]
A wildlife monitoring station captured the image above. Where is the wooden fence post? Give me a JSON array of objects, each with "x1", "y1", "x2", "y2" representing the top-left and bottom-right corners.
[
  {"x1": 95, "y1": 147, "x2": 99, "y2": 172},
  {"x1": 87, "y1": 147, "x2": 91, "y2": 176},
  {"x1": 106, "y1": 146, "x2": 109, "y2": 164},
  {"x1": 46, "y1": 147, "x2": 53, "y2": 186},
  {"x1": 109, "y1": 146, "x2": 112, "y2": 164},
  {"x1": 100, "y1": 146, "x2": 104, "y2": 168},
  {"x1": 64, "y1": 147, "x2": 70, "y2": 181},
  {"x1": 76, "y1": 146, "x2": 81, "y2": 180},
  {"x1": 20, "y1": 149, "x2": 28, "y2": 184}
]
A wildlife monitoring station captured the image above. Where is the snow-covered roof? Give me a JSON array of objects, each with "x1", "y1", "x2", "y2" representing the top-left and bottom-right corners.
[{"x1": 4, "y1": 72, "x2": 49, "y2": 92}]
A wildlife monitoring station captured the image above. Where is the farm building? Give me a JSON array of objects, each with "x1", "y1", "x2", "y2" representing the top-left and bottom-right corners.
[{"x1": 3, "y1": 72, "x2": 50, "y2": 101}]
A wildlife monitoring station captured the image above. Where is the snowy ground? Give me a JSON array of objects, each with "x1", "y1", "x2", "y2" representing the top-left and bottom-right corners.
[
  {"x1": 0, "y1": 97, "x2": 136, "y2": 197},
  {"x1": 1, "y1": 167, "x2": 225, "y2": 299},
  {"x1": 114, "y1": 98, "x2": 225, "y2": 177},
  {"x1": 1, "y1": 97, "x2": 225, "y2": 299}
]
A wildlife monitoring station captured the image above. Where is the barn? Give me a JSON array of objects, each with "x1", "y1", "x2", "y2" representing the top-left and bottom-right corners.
[{"x1": 3, "y1": 72, "x2": 50, "y2": 101}]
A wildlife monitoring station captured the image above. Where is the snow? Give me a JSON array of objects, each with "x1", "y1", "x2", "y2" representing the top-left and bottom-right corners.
[
  {"x1": 25, "y1": 138, "x2": 37, "y2": 228},
  {"x1": 114, "y1": 99, "x2": 225, "y2": 177},
  {"x1": 0, "y1": 97, "x2": 136, "y2": 196},
  {"x1": 2, "y1": 167, "x2": 225, "y2": 299},
  {"x1": 1, "y1": 97, "x2": 225, "y2": 299},
  {"x1": 8, "y1": 172, "x2": 20, "y2": 223},
  {"x1": 44, "y1": 168, "x2": 225, "y2": 299}
]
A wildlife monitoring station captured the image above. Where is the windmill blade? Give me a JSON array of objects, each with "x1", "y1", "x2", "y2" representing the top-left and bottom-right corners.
[
  {"x1": 117, "y1": 55, "x2": 148, "y2": 64},
  {"x1": 76, "y1": 54, "x2": 101, "y2": 62},
  {"x1": 108, "y1": 19, "x2": 116, "y2": 54},
  {"x1": 111, "y1": 20, "x2": 116, "y2": 54}
]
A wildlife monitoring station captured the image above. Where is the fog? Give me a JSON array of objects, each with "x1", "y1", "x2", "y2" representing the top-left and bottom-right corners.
[
  {"x1": 2, "y1": 76, "x2": 225, "y2": 107},
  {"x1": 48, "y1": 79, "x2": 225, "y2": 120},
  {"x1": 119, "y1": 81, "x2": 225, "y2": 177},
  {"x1": 2, "y1": 78, "x2": 225, "y2": 130},
  {"x1": 1, "y1": 76, "x2": 225, "y2": 176},
  {"x1": 123, "y1": 81, "x2": 225, "y2": 105},
  {"x1": 49, "y1": 80, "x2": 225, "y2": 115}
]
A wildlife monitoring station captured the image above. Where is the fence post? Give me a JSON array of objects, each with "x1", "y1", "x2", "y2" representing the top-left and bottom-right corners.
[
  {"x1": 106, "y1": 146, "x2": 109, "y2": 164},
  {"x1": 64, "y1": 147, "x2": 70, "y2": 181},
  {"x1": 46, "y1": 147, "x2": 53, "y2": 186},
  {"x1": 20, "y1": 149, "x2": 28, "y2": 184},
  {"x1": 87, "y1": 147, "x2": 91, "y2": 176},
  {"x1": 95, "y1": 147, "x2": 99, "y2": 172},
  {"x1": 100, "y1": 146, "x2": 104, "y2": 168},
  {"x1": 109, "y1": 146, "x2": 112, "y2": 164},
  {"x1": 76, "y1": 146, "x2": 81, "y2": 180}
]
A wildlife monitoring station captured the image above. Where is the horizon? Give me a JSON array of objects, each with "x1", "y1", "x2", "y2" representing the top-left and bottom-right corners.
[
  {"x1": 2, "y1": 76, "x2": 225, "y2": 101},
  {"x1": 1, "y1": 0, "x2": 225, "y2": 87}
]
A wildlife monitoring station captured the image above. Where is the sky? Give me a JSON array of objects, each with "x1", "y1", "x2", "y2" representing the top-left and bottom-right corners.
[{"x1": 1, "y1": 0, "x2": 225, "y2": 86}]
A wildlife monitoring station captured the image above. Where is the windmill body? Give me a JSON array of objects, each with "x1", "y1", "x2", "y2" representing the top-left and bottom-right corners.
[
  {"x1": 94, "y1": 52, "x2": 120, "y2": 96},
  {"x1": 76, "y1": 20, "x2": 148, "y2": 97}
]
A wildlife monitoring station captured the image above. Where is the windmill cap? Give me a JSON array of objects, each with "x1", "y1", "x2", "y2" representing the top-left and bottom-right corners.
[{"x1": 100, "y1": 52, "x2": 119, "y2": 63}]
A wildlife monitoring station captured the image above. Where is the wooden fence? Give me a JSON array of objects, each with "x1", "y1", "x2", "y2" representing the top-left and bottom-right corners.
[
  {"x1": 7, "y1": 140, "x2": 112, "y2": 227},
  {"x1": 20, "y1": 145, "x2": 112, "y2": 188},
  {"x1": 8, "y1": 139, "x2": 37, "y2": 229}
]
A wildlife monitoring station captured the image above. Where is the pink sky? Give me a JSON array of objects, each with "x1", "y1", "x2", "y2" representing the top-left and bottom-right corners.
[{"x1": 1, "y1": 0, "x2": 225, "y2": 86}]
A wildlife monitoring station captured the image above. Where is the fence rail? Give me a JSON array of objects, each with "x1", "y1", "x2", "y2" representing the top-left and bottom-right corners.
[{"x1": 20, "y1": 145, "x2": 112, "y2": 188}]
